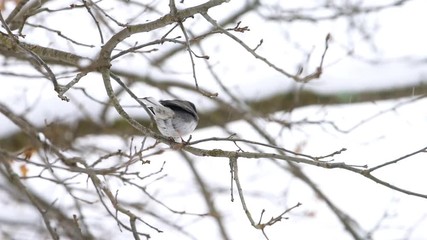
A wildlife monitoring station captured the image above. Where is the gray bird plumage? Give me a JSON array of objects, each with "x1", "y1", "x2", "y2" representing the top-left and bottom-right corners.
[{"x1": 140, "y1": 97, "x2": 198, "y2": 142}]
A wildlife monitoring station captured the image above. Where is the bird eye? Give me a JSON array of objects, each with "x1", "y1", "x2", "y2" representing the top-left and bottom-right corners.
[{"x1": 148, "y1": 107, "x2": 155, "y2": 115}]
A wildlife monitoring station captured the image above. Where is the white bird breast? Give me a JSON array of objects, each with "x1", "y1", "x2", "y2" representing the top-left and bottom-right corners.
[{"x1": 155, "y1": 116, "x2": 198, "y2": 139}]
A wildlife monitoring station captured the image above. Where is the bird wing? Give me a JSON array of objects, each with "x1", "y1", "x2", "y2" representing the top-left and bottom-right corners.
[{"x1": 160, "y1": 100, "x2": 198, "y2": 120}]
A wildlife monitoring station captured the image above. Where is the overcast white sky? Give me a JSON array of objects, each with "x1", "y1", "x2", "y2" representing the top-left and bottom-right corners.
[{"x1": 1, "y1": 0, "x2": 427, "y2": 239}]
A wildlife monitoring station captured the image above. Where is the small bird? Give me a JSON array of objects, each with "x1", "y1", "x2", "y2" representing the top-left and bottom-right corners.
[{"x1": 140, "y1": 97, "x2": 199, "y2": 143}]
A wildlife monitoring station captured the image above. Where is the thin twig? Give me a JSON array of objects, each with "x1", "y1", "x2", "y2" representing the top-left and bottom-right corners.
[{"x1": 0, "y1": 12, "x2": 65, "y2": 101}]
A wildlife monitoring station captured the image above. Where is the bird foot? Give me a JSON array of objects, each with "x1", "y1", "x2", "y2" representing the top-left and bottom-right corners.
[
  {"x1": 170, "y1": 135, "x2": 192, "y2": 150},
  {"x1": 171, "y1": 142, "x2": 185, "y2": 150}
]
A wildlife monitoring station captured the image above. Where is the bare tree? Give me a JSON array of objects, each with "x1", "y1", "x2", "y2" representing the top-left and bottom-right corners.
[{"x1": 0, "y1": 0, "x2": 426, "y2": 239}]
